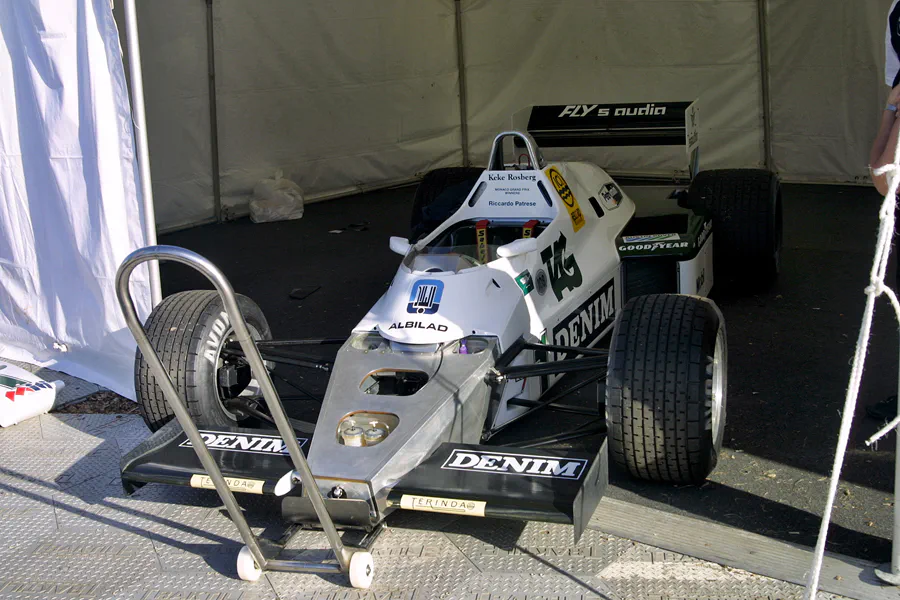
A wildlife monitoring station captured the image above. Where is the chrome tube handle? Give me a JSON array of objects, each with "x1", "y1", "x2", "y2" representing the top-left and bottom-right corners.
[
  {"x1": 115, "y1": 245, "x2": 352, "y2": 571},
  {"x1": 487, "y1": 130, "x2": 545, "y2": 171}
]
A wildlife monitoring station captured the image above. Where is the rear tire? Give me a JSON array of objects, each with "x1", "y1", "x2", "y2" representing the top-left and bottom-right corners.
[
  {"x1": 605, "y1": 294, "x2": 727, "y2": 484},
  {"x1": 409, "y1": 167, "x2": 484, "y2": 241},
  {"x1": 687, "y1": 169, "x2": 782, "y2": 289},
  {"x1": 134, "y1": 291, "x2": 272, "y2": 432}
]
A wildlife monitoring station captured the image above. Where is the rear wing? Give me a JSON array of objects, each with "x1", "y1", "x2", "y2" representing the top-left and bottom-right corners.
[{"x1": 516, "y1": 101, "x2": 700, "y2": 177}]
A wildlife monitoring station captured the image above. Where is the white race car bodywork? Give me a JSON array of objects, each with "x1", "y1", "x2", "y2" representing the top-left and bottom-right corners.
[{"x1": 354, "y1": 154, "x2": 636, "y2": 430}]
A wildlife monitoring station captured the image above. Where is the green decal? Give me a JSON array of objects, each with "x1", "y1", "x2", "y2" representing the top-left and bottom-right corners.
[
  {"x1": 516, "y1": 270, "x2": 535, "y2": 295},
  {"x1": 0, "y1": 375, "x2": 29, "y2": 390},
  {"x1": 540, "y1": 232, "x2": 582, "y2": 301}
]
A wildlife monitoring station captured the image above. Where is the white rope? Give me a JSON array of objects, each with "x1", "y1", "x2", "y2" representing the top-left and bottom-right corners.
[{"x1": 804, "y1": 153, "x2": 900, "y2": 598}]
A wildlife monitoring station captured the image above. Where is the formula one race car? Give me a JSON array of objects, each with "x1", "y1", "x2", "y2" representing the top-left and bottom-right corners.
[{"x1": 117, "y1": 101, "x2": 781, "y2": 589}]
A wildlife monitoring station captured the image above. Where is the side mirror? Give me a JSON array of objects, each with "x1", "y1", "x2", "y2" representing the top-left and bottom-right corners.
[
  {"x1": 389, "y1": 236, "x2": 411, "y2": 256},
  {"x1": 496, "y1": 237, "x2": 538, "y2": 258}
]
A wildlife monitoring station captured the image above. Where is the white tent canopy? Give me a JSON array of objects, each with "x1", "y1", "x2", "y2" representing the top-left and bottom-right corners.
[
  {"x1": 128, "y1": 0, "x2": 892, "y2": 233},
  {"x1": 0, "y1": 0, "x2": 892, "y2": 398}
]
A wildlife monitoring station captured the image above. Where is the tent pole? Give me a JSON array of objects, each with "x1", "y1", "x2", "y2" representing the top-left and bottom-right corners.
[
  {"x1": 756, "y1": 0, "x2": 774, "y2": 170},
  {"x1": 122, "y1": 0, "x2": 162, "y2": 307},
  {"x1": 206, "y1": 0, "x2": 222, "y2": 223},
  {"x1": 454, "y1": 0, "x2": 470, "y2": 166}
]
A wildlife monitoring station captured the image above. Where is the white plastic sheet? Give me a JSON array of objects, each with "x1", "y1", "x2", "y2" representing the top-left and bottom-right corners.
[{"x1": 0, "y1": 0, "x2": 151, "y2": 398}]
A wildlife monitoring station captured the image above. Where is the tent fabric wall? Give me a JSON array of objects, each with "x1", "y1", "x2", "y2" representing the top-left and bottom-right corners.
[
  {"x1": 0, "y1": 0, "x2": 151, "y2": 398},
  {"x1": 133, "y1": 0, "x2": 897, "y2": 231},
  {"x1": 768, "y1": 0, "x2": 889, "y2": 184},
  {"x1": 461, "y1": 0, "x2": 765, "y2": 175},
  {"x1": 135, "y1": 0, "x2": 465, "y2": 231},
  {"x1": 212, "y1": 1, "x2": 464, "y2": 219},
  {"x1": 114, "y1": 0, "x2": 215, "y2": 231}
]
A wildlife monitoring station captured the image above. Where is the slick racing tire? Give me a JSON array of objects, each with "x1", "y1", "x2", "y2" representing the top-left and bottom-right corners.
[
  {"x1": 605, "y1": 294, "x2": 727, "y2": 484},
  {"x1": 687, "y1": 169, "x2": 782, "y2": 289},
  {"x1": 135, "y1": 290, "x2": 272, "y2": 432},
  {"x1": 409, "y1": 167, "x2": 484, "y2": 242}
]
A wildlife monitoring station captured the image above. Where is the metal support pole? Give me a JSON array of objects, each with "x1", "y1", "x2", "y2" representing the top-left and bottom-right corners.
[
  {"x1": 894, "y1": 388, "x2": 900, "y2": 577},
  {"x1": 121, "y1": 0, "x2": 162, "y2": 307},
  {"x1": 454, "y1": 0, "x2": 470, "y2": 166},
  {"x1": 874, "y1": 352, "x2": 900, "y2": 585},
  {"x1": 205, "y1": 0, "x2": 223, "y2": 223},
  {"x1": 893, "y1": 395, "x2": 900, "y2": 575},
  {"x1": 756, "y1": 0, "x2": 774, "y2": 171}
]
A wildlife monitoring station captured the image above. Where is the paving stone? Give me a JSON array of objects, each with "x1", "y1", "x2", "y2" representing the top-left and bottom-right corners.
[
  {"x1": 119, "y1": 571, "x2": 278, "y2": 600},
  {"x1": 445, "y1": 518, "x2": 632, "y2": 577},
  {"x1": 0, "y1": 532, "x2": 155, "y2": 599}
]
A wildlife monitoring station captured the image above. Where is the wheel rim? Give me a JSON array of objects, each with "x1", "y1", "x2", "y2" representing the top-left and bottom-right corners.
[
  {"x1": 710, "y1": 326, "x2": 727, "y2": 448},
  {"x1": 215, "y1": 323, "x2": 265, "y2": 421}
]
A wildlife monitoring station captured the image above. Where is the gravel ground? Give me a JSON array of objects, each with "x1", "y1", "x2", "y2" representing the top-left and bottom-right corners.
[{"x1": 53, "y1": 390, "x2": 139, "y2": 414}]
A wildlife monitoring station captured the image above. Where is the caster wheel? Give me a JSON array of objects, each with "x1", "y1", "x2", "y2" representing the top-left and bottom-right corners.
[
  {"x1": 349, "y1": 551, "x2": 374, "y2": 589},
  {"x1": 237, "y1": 545, "x2": 263, "y2": 582}
]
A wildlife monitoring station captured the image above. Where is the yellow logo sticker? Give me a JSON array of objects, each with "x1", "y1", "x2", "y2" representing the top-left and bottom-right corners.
[
  {"x1": 476, "y1": 220, "x2": 489, "y2": 264},
  {"x1": 190, "y1": 474, "x2": 265, "y2": 495},
  {"x1": 547, "y1": 167, "x2": 585, "y2": 232},
  {"x1": 400, "y1": 494, "x2": 486, "y2": 517}
]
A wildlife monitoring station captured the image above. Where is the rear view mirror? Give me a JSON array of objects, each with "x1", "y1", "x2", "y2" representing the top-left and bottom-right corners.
[
  {"x1": 496, "y1": 237, "x2": 538, "y2": 258},
  {"x1": 389, "y1": 236, "x2": 411, "y2": 256}
]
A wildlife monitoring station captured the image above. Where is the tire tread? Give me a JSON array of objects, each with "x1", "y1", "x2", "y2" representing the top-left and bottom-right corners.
[{"x1": 606, "y1": 294, "x2": 721, "y2": 483}]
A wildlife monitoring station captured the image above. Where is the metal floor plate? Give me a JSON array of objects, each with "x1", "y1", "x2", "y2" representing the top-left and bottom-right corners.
[{"x1": 0, "y1": 414, "x2": 859, "y2": 600}]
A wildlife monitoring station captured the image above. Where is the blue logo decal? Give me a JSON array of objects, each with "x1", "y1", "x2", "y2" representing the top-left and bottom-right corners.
[{"x1": 407, "y1": 279, "x2": 444, "y2": 314}]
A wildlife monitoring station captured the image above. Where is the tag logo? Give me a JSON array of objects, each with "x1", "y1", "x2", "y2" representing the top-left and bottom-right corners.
[
  {"x1": 442, "y1": 449, "x2": 587, "y2": 480},
  {"x1": 407, "y1": 280, "x2": 444, "y2": 315},
  {"x1": 180, "y1": 431, "x2": 308, "y2": 456},
  {"x1": 540, "y1": 233, "x2": 582, "y2": 301},
  {"x1": 546, "y1": 167, "x2": 585, "y2": 232}
]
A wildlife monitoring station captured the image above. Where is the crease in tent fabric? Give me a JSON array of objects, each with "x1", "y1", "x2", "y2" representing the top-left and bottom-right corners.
[
  {"x1": 803, "y1": 145, "x2": 900, "y2": 597},
  {"x1": 216, "y1": 68, "x2": 463, "y2": 95},
  {"x1": 0, "y1": 0, "x2": 150, "y2": 397},
  {"x1": 217, "y1": 138, "x2": 462, "y2": 176}
]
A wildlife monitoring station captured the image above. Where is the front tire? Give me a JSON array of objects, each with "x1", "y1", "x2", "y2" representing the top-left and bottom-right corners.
[
  {"x1": 134, "y1": 290, "x2": 272, "y2": 432},
  {"x1": 605, "y1": 294, "x2": 727, "y2": 484}
]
